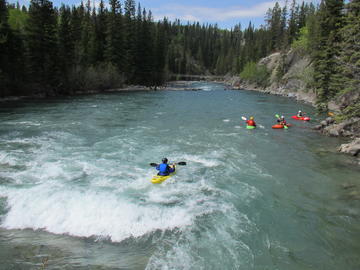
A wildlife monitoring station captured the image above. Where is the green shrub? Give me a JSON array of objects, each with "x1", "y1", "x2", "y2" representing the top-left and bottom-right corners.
[
  {"x1": 292, "y1": 26, "x2": 310, "y2": 53},
  {"x1": 300, "y1": 65, "x2": 315, "y2": 90},
  {"x1": 68, "y1": 62, "x2": 125, "y2": 93},
  {"x1": 240, "y1": 62, "x2": 269, "y2": 87}
]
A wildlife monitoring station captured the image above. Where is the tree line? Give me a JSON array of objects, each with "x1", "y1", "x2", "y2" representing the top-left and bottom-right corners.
[
  {"x1": 0, "y1": 0, "x2": 359, "y2": 118},
  {"x1": 0, "y1": 0, "x2": 317, "y2": 96}
]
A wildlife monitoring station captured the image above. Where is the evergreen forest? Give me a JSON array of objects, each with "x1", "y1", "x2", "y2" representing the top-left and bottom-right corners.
[{"x1": 0, "y1": 0, "x2": 359, "y2": 118}]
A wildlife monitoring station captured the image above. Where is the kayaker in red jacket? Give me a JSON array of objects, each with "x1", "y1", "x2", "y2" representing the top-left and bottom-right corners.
[
  {"x1": 280, "y1": 115, "x2": 287, "y2": 125},
  {"x1": 277, "y1": 115, "x2": 287, "y2": 126},
  {"x1": 246, "y1": 116, "x2": 256, "y2": 127}
]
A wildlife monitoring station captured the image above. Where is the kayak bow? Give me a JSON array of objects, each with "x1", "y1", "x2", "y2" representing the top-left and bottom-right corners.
[
  {"x1": 291, "y1": 115, "x2": 310, "y2": 121},
  {"x1": 272, "y1": 124, "x2": 290, "y2": 129},
  {"x1": 246, "y1": 125, "x2": 256, "y2": 129}
]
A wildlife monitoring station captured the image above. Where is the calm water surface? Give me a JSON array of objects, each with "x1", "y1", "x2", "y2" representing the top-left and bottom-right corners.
[{"x1": 0, "y1": 82, "x2": 360, "y2": 269}]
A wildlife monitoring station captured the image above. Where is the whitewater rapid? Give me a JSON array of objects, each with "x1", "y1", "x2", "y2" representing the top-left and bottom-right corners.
[{"x1": 1, "y1": 83, "x2": 360, "y2": 269}]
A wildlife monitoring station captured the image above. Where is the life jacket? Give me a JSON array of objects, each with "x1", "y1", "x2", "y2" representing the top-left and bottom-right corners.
[
  {"x1": 246, "y1": 120, "x2": 256, "y2": 126},
  {"x1": 156, "y1": 163, "x2": 174, "y2": 176}
]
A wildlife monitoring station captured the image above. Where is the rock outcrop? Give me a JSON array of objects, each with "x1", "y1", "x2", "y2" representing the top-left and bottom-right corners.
[
  {"x1": 322, "y1": 117, "x2": 360, "y2": 137},
  {"x1": 227, "y1": 50, "x2": 317, "y2": 105}
]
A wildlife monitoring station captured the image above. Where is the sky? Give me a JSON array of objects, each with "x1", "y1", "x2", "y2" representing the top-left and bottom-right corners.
[{"x1": 9, "y1": 0, "x2": 321, "y2": 29}]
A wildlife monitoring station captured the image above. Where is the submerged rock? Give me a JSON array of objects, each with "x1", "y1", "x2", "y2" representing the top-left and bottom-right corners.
[{"x1": 342, "y1": 183, "x2": 357, "y2": 190}]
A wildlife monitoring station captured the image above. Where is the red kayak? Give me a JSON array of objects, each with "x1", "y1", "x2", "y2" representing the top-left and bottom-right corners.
[
  {"x1": 292, "y1": 115, "x2": 310, "y2": 121},
  {"x1": 272, "y1": 124, "x2": 292, "y2": 129}
]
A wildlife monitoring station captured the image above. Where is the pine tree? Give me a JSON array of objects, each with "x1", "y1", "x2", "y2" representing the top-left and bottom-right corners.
[
  {"x1": 105, "y1": 0, "x2": 124, "y2": 71},
  {"x1": 58, "y1": 5, "x2": 74, "y2": 79},
  {"x1": 70, "y1": 4, "x2": 84, "y2": 67},
  {"x1": 288, "y1": 0, "x2": 299, "y2": 45},
  {"x1": 142, "y1": 10, "x2": 155, "y2": 86},
  {"x1": 266, "y1": 2, "x2": 282, "y2": 51},
  {"x1": 153, "y1": 21, "x2": 166, "y2": 87},
  {"x1": 0, "y1": 0, "x2": 11, "y2": 95},
  {"x1": 338, "y1": 0, "x2": 360, "y2": 117},
  {"x1": 123, "y1": 0, "x2": 136, "y2": 81},
  {"x1": 79, "y1": 0, "x2": 92, "y2": 66},
  {"x1": 93, "y1": 0, "x2": 106, "y2": 64},
  {"x1": 313, "y1": 0, "x2": 344, "y2": 106},
  {"x1": 26, "y1": 0, "x2": 59, "y2": 90},
  {"x1": 133, "y1": 3, "x2": 143, "y2": 83}
]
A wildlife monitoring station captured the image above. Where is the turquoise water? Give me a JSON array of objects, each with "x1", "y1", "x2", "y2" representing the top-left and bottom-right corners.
[{"x1": 0, "y1": 82, "x2": 360, "y2": 269}]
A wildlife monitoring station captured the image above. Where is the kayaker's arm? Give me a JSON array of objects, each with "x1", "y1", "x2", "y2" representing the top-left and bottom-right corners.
[{"x1": 169, "y1": 164, "x2": 175, "y2": 173}]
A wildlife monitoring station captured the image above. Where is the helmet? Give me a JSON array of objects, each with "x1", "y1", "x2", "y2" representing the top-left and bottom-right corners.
[
  {"x1": 162, "y1": 158, "x2": 168, "y2": 163},
  {"x1": 298, "y1": 110, "x2": 302, "y2": 113},
  {"x1": 281, "y1": 115, "x2": 285, "y2": 119},
  {"x1": 250, "y1": 116, "x2": 254, "y2": 120}
]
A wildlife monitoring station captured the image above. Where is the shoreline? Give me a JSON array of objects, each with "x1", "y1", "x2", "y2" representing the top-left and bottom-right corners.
[
  {"x1": 0, "y1": 81, "x2": 215, "y2": 102},
  {"x1": 222, "y1": 77, "x2": 360, "y2": 164}
]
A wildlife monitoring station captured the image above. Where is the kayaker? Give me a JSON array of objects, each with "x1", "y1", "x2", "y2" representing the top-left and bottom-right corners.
[
  {"x1": 297, "y1": 110, "x2": 303, "y2": 117},
  {"x1": 277, "y1": 115, "x2": 287, "y2": 126},
  {"x1": 246, "y1": 116, "x2": 256, "y2": 127},
  {"x1": 156, "y1": 158, "x2": 175, "y2": 176}
]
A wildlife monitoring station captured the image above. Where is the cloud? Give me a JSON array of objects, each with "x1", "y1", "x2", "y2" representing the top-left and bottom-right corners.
[
  {"x1": 151, "y1": 0, "x2": 320, "y2": 24},
  {"x1": 151, "y1": 2, "x2": 277, "y2": 23}
]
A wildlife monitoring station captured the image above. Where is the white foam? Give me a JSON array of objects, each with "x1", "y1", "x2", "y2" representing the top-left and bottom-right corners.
[
  {"x1": 0, "y1": 184, "x2": 195, "y2": 242},
  {"x1": 3, "y1": 121, "x2": 41, "y2": 126},
  {"x1": 181, "y1": 154, "x2": 221, "y2": 167}
]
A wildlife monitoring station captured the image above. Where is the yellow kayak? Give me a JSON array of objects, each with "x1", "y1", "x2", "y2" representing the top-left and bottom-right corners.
[{"x1": 151, "y1": 165, "x2": 176, "y2": 184}]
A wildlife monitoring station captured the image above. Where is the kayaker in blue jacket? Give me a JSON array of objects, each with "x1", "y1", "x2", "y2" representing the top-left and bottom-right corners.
[{"x1": 156, "y1": 158, "x2": 175, "y2": 176}]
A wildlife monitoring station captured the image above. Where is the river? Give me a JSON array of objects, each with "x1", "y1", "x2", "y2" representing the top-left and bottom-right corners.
[{"x1": 0, "y1": 82, "x2": 359, "y2": 269}]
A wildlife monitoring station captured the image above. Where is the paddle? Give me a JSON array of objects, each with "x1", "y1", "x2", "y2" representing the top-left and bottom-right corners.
[
  {"x1": 241, "y1": 116, "x2": 247, "y2": 121},
  {"x1": 150, "y1": 162, "x2": 187, "y2": 167}
]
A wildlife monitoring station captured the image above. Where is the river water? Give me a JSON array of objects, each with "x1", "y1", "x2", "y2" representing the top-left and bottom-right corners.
[{"x1": 0, "y1": 82, "x2": 359, "y2": 270}]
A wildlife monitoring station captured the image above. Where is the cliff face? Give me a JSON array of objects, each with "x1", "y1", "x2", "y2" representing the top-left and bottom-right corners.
[
  {"x1": 226, "y1": 50, "x2": 360, "y2": 163},
  {"x1": 229, "y1": 50, "x2": 317, "y2": 104}
]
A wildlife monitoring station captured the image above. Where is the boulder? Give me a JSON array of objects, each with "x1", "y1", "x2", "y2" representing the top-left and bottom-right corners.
[
  {"x1": 326, "y1": 117, "x2": 335, "y2": 125},
  {"x1": 320, "y1": 120, "x2": 328, "y2": 127},
  {"x1": 339, "y1": 138, "x2": 360, "y2": 156},
  {"x1": 323, "y1": 117, "x2": 360, "y2": 137},
  {"x1": 336, "y1": 90, "x2": 360, "y2": 111}
]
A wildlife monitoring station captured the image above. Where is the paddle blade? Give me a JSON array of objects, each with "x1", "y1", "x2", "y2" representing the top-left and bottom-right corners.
[
  {"x1": 176, "y1": 162, "x2": 187, "y2": 166},
  {"x1": 275, "y1": 114, "x2": 280, "y2": 118},
  {"x1": 150, "y1": 163, "x2": 158, "y2": 167},
  {"x1": 241, "y1": 116, "x2": 247, "y2": 121}
]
